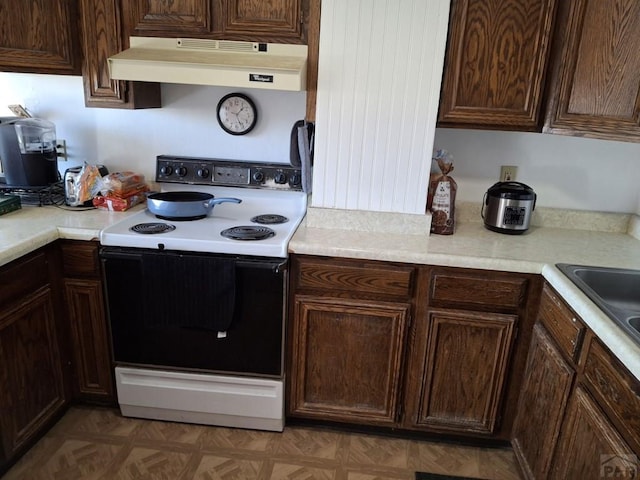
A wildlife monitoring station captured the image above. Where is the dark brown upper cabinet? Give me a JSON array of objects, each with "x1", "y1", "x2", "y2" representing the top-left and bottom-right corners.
[
  {"x1": 439, "y1": 0, "x2": 640, "y2": 143},
  {"x1": 543, "y1": 0, "x2": 640, "y2": 142},
  {"x1": 0, "y1": 0, "x2": 82, "y2": 75},
  {"x1": 79, "y1": 0, "x2": 161, "y2": 109},
  {"x1": 438, "y1": 0, "x2": 557, "y2": 131},
  {"x1": 122, "y1": 0, "x2": 309, "y2": 43}
]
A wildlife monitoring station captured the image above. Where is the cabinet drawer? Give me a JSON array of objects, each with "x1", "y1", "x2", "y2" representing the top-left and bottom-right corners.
[
  {"x1": 61, "y1": 241, "x2": 100, "y2": 277},
  {"x1": 0, "y1": 252, "x2": 49, "y2": 306},
  {"x1": 296, "y1": 259, "x2": 414, "y2": 298},
  {"x1": 583, "y1": 337, "x2": 640, "y2": 451},
  {"x1": 538, "y1": 284, "x2": 585, "y2": 363},
  {"x1": 429, "y1": 269, "x2": 527, "y2": 312}
]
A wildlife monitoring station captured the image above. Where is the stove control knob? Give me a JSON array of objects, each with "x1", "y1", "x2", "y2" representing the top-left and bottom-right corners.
[
  {"x1": 197, "y1": 168, "x2": 210, "y2": 179},
  {"x1": 289, "y1": 173, "x2": 301, "y2": 186},
  {"x1": 176, "y1": 166, "x2": 188, "y2": 177},
  {"x1": 160, "y1": 165, "x2": 173, "y2": 176},
  {"x1": 252, "y1": 171, "x2": 265, "y2": 183},
  {"x1": 274, "y1": 172, "x2": 287, "y2": 184}
]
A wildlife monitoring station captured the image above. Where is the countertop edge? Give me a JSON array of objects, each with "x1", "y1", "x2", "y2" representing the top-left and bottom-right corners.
[
  {"x1": 543, "y1": 264, "x2": 640, "y2": 381},
  {"x1": 0, "y1": 227, "x2": 60, "y2": 267}
]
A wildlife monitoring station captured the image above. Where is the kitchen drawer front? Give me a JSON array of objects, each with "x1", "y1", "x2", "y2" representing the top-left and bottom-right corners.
[
  {"x1": 583, "y1": 336, "x2": 640, "y2": 452},
  {"x1": 538, "y1": 284, "x2": 585, "y2": 363},
  {"x1": 295, "y1": 257, "x2": 415, "y2": 298},
  {"x1": 61, "y1": 241, "x2": 100, "y2": 277},
  {"x1": 0, "y1": 251, "x2": 49, "y2": 306},
  {"x1": 429, "y1": 269, "x2": 528, "y2": 312}
]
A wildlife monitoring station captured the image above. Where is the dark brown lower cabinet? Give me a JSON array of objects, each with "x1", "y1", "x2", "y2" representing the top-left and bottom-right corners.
[
  {"x1": 0, "y1": 250, "x2": 68, "y2": 474},
  {"x1": 287, "y1": 255, "x2": 415, "y2": 427},
  {"x1": 512, "y1": 283, "x2": 640, "y2": 479},
  {"x1": 403, "y1": 309, "x2": 516, "y2": 435},
  {"x1": 60, "y1": 241, "x2": 115, "y2": 404},
  {"x1": 288, "y1": 295, "x2": 410, "y2": 426},
  {"x1": 511, "y1": 323, "x2": 574, "y2": 479},
  {"x1": 551, "y1": 386, "x2": 634, "y2": 479},
  {"x1": 287, "y1": 256, "x2": 538, "y2": 440}
]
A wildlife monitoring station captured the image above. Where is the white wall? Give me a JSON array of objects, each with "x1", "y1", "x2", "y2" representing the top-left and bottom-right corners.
[
  {"x1": 434, "y1": 128, "x2": 640, "y2": 214},
  {"x1": 0, "y1": 72, "x2": 306, "y2": 181},
  {"x1": 2, "y1": 70, "x2": 639, "y2": 216}
]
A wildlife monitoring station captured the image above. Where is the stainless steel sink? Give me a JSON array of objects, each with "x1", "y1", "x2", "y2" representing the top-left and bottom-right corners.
[{"x1": 556, "y1": 263, "x2": 640, "y2": 346}]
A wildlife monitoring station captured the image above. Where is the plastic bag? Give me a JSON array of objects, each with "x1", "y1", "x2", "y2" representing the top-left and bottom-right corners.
[
  {"x1": 76, "y1": 164, "x2": 105, "y2": 203},
  {"x1": 100, "y1": 172, "x2": 148, "y2": 198},
  {"x1": 426, "y1": 149, "x2": 457, "y2": 235}
]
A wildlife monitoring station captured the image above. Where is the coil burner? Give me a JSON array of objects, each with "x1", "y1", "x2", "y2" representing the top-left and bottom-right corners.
[
  {"x1": 251, "y1": 214, "x2": 289, "y2": 225},
  {"x1": 221, "y1": 225, "x2": 276, "y2": 241},
  {"x1": 130, "y1": 222, "x2": 176, "y2": 234}
]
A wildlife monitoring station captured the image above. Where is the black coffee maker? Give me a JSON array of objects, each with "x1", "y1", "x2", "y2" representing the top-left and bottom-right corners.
[{"x1": 0, "y1": 117, "x2": 59, "y2": 187}]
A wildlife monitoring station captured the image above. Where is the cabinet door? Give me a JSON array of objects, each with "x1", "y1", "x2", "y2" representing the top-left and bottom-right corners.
[
  {"x1": 123, "y1": 0, "x2": 307, "y2": 42},
  {"x1": 0, "y1": 0, "x2": 81, "y2": 75},
  {"x1": 123, "y1": 0, "x2": 211, "y2": 36},
  {"x1": 0, "y1": 288, "x2": 66, "y2": 459},
  {"x1": 438, "y1": 0, "x2": 557, "y2": 130},
  {"x1": 544, "y1": 0, "x2": 640, "y2": 142},
  {"x1": 551, "y1": 386, "x2": 635, "y2": 480},
  {"x1": 79, "y1": 0, "x2": 161, "y2": 108},
  {"x1": 511, "y1": 323, "x2": 574, "y2": 480},
  {"x1": 64, "y1": 279, "x2": 114, "y2": 402},
  {"x1": 405, "y1": 309, "x2": 516, "y2": 435},
  {"x1": 288, "y1": 295, "x2": 409, "y2": 426},
  {"x1": 215, "y1": 0, "x2": 306, "y2": 41}
]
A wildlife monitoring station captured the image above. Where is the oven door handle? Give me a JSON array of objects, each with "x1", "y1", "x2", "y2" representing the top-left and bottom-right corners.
[
  {"x1": 101, "y1": 247, "x2": 288, "y2": 273},
  {"x1": 235, "y1": 258, "x2": 288, "y2": 273}
]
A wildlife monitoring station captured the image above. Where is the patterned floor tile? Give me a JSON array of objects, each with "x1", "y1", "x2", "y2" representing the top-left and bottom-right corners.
[
  {"x1": 347, "y1": 434, "x2": 410, "y2": 468},
  {"x1": 2, "y1": 407, "x2": 522, "y2": 480},
  {"x1": 134, "y1": 418, "x2": 206, "y2": 444},
  {"x1": 275, "y1": 428, "x2": 344, "y2": 460},
  {"x1": 192, "y1": 454, "x2": 264, "y2": 480},
  {"x1": 108, "y1": 446, "x2": 193, "y2": 480},
  {"x1": 476, "y1": 448, "x2": 521, "y2": 480},
  {"x1": 412, "y1": 440, "x2": 520, "y2": 480},
  {"x1": 198, "y1": 426, "x2": 278, "y2": 452},
  {"x1": 412, "y1": 441, "x2": 481, "y2": 477},
  {"x1": 4, "y1": 439, "x2": 122, "y2": 480},
  {"x1": 346, "y1": 471, "x2": 413, "y2": 480},
  {"x1": 51, "y1": 406, "x2": 141, "y2": 438},
  {"x1": 269, "y1": 462, "x2": 336, "y2": 479}
]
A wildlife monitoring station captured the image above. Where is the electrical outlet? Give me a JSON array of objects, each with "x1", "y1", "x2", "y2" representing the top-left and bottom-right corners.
[
  {"x1": 56, "y1": 140, "x2": 67, "y2": 161},
  {"x1": 500, "y1": 165, "x2": 517, "y2": 182}
]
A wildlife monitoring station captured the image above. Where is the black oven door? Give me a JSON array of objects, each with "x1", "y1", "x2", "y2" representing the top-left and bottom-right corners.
[{"x1": 100, "y1": 247, "x2": 286, "y2": 377}]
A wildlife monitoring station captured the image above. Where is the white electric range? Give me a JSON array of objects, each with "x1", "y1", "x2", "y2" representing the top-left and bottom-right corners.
[{"x1": 99, "y1": 156, "x2": 307, "y2": 432}]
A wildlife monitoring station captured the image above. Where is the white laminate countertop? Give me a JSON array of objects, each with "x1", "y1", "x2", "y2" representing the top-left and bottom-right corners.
[
  {"x1": 0, "y1": 204, "x2": 145, "y2": 267},
  {"x1": 290, "y1": 207, "x2": 640, "y2": 382},
  {"x1": 2, "y1": 203, "x2": 639, "y2": 382}
]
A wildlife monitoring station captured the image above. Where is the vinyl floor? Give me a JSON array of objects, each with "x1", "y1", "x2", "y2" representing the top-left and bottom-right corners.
[{"x1": 2, "y1": 406, "x2": 521, "y2": 480}]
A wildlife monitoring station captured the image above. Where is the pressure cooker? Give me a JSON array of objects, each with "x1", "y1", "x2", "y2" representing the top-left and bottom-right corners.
[{"x1": 481, "y1": 181, "x2": 536, "y2": 234}]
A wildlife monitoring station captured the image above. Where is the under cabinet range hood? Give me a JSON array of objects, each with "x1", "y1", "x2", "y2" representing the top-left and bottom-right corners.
[{"x1": 108, "y1": 37, "x2": 308, "y2": 91}]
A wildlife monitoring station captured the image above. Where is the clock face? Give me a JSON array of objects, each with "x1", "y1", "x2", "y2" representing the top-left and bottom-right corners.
[{"x1": 216, "y1": 93, "x2": 257, "y2": 135}]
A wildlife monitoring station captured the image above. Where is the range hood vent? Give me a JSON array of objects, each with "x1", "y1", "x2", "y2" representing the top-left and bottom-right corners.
[{"x1": 108, "y1": 37, "x2": 308, "y2": 91}]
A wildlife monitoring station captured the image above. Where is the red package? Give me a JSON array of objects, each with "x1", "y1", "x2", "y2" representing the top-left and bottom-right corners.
[{"x1": 93, "y1": 192, "x2": 147, "y2": 211}]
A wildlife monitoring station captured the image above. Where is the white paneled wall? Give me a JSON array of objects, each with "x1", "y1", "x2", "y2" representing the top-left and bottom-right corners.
[{"x1": 312, "y1": 0, "x2": 450, "y2": 214}]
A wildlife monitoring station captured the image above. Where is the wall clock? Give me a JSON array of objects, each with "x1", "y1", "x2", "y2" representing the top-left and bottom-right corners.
[{"x1": 216, "y1": 93, "x2": 258, "y2": 135}]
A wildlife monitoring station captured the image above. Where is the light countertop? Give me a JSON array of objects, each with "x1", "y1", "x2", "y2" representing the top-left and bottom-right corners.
[
  {"x1": 0, "y1": 204, "x2": 144, "y2": 267},
  {"x1": 2, "y1": 202, "x2": 639, "y2": 382}
]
